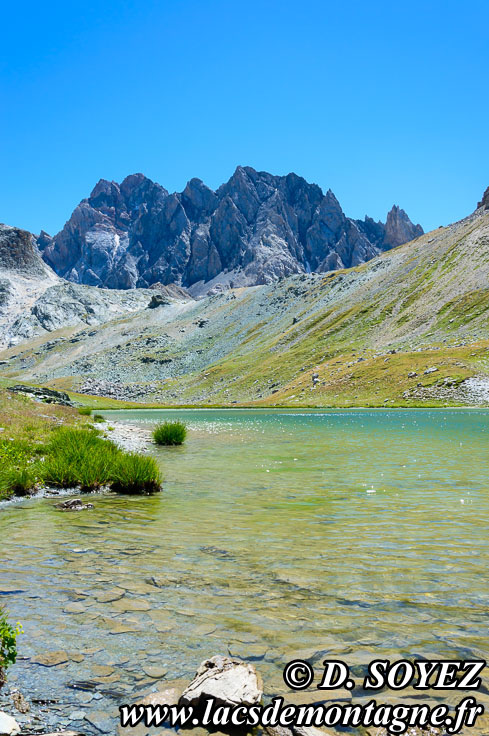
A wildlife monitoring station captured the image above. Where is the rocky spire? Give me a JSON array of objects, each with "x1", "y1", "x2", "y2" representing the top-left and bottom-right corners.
[{"x1": 383, "y1": 205, "x2": 424, "y2": 249}]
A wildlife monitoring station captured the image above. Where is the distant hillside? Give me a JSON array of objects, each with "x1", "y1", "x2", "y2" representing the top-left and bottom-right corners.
[{"x1": 38, "y1": 167, "x2": 423, "y2": 294}]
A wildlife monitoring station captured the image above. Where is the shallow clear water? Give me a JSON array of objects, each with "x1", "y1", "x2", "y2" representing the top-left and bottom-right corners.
[{"x1": 2, "y1": 409, "x2": 489, "y2": 733}]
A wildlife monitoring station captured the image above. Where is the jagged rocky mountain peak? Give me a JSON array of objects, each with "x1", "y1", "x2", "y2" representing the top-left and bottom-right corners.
[{"x1": 39, "y1": 168, "x2": 424, "y2": 293}]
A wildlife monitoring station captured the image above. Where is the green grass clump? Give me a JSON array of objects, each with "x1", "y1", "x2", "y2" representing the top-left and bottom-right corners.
[
  {"x1": 111, "y1": 452, "x2": 161, "y2": 494},
  {"x1": 41, "y1": 427, "x2": 118, "y2": 491},
  {"x1": 40, "y1": 427, "x2": 161, "y2": 494},
  {"x1": 0, "y1": 438, "x2": 42, "y2": 500},
  {"x1": 153, "y1": 421, "x2": 187, "y2": 446},
  {"x1": 93, "y1": 413, "x2": 105, "y2": 423},
  {"x1": 77, "y1": 407, "x2": 92, "y2": 416},
  {"x1": 0, "y1": 466, "x2": 37, "y2": 497}
]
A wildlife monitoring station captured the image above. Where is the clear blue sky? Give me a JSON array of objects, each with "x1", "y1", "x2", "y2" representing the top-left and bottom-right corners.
[{"x1": 1, "y1": 0, "x2": 488, "y2": 235}]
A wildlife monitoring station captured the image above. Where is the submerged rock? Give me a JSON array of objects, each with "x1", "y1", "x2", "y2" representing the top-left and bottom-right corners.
[
  {"x1": 179, "y1": 655, "x2": 263, "y2": 709},
  {"x1": 33, "y1": 733, "x2": 82, "y2": 736},
  {"x1": 31, "y1": 651, "x2": 69, "y2": 667},
  {"x1": 138, "y1": 680, "x2": 187, "y2": 707},
  {"x1": 11, "y1": 691, "x2": 29, "y2": 714},
  {"x1": 54, "y1": 499, "x2": 94, "y2": 512}
]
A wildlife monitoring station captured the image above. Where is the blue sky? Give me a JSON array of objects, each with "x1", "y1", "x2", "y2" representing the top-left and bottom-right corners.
[{"x1": 1, "y1": 0, "x2": 488, "y2": 235}]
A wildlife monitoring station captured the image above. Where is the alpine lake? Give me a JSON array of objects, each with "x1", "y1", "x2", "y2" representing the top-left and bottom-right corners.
[{"x1": 1, "y1": 408, "x2": 489, "y2": 734}]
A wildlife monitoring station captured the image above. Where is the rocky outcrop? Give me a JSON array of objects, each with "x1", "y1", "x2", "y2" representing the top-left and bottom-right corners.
[
  {"x1": 7, "y1": 385, "x2": 73, "y2": 405},
  {"x1": 0, "y1": 220, "x2": 195, "y2": 348},
  {"x1": 0, "y1": 224, "x2": 52, "y2": 278},
  {"x1": 40, "y1": 168, "x2": 424, "y2": 293},
  {"x1": 1, "y1": 282, "x2": 153, "y2": 348},
  {"x1": 0, "y1": 224, "x2": 61, "y2": 348},
  {"x1": 478, "y1": 185, "x2": 489, "y2": 210}
]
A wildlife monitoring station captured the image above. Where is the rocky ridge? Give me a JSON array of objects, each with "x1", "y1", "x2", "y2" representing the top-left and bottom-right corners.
[
  {"x1": 39, "y1": 167, "x2": 423, "y2": 294},
  {"x1": 0, "y1": 224, "x2": 192, "y2": 348}
]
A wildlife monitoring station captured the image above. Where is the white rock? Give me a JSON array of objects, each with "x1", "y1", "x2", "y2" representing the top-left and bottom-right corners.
[
  {"x1": 0, "y1": 711, "x2": 20, "y2": 736},
  {"x1": 180, "y1": 655, "x2": 262, "y2": 708}
]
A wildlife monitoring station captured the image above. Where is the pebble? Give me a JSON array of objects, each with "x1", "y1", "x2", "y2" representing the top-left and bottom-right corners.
[{"x1": 142, "y1": 666, "x2": 168, "y2": 679}]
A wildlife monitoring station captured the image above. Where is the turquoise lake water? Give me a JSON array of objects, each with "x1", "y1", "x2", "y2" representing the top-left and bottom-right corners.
[{"x1": 1, "y1": 409, "x2": 488, "y2": 733}]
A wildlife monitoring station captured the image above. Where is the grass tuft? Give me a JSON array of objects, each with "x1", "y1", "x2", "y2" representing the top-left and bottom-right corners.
[
  {"x1": 41, "y1": 427, "x2": 118, "y2": 491},
  {"x1": 153, "y1": 421, "x2": 187, "y2": 446},
  {"x1": 0, "y1": 466, "x2": 37, "y2": 497},
  {"x1": 77, "y1": 407, "x2": 92, "y2": 416},
  {"x1": 111, "y1": 452, "x2": 161, "y2": 494}
]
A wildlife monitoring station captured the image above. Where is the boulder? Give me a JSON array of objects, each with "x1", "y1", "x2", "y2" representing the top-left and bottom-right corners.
[
  {"x1": 179, "y1": 655, "x2": 262, "y2": 709},
  {"x1": 140, "y1": 685, "x2": 183, "y2": 707},
  {"x1": 148, "y1": 294, "x2": 171, "y2": 309},
  {"x1": 0, "y1": 712, "x2": 20, "y2": 736}
]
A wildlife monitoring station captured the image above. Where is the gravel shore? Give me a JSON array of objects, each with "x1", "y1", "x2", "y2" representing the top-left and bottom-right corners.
[{"x1": 99, "y1": 420, "x2": 152, "y2": 453}]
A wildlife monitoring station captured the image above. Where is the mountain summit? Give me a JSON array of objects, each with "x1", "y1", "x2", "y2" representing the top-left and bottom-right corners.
[{"x1": 39, "y1": 167, "x2": 423, "y2": 293}]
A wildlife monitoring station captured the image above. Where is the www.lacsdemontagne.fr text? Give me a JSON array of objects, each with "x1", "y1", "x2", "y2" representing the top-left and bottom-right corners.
[{"x1": 120, "y1": 695, "x2": 484, "y2": 734}]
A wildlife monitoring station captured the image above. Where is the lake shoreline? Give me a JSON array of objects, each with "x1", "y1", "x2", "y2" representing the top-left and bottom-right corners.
[{"x1": 99, "y1": 419, "x2": 153, "y2": 453}]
